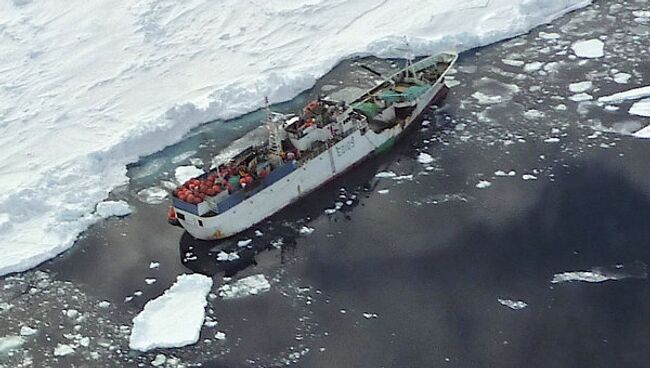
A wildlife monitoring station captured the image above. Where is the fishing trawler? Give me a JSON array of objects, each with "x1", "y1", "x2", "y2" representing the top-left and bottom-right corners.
[{"x1": 169, "y1": 52, "x2": 457, "y2": 240}]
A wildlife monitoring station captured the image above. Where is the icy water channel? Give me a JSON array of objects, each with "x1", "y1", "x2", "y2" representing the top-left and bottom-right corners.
[{"x1": 2, "y1": 1, "x2": 650, "y2": 367}]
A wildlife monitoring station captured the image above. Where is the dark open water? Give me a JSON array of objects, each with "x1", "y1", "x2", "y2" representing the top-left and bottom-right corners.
[{"x1": 2, "y1": 1, "x2": 650, "y2": 367}]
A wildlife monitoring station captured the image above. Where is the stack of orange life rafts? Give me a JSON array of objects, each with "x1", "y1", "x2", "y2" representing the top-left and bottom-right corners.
[{"x1": 175, "y1": 173, "x2": 224, "y2": 205}]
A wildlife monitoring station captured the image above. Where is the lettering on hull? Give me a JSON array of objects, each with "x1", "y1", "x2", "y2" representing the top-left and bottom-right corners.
[{"x1": 335, "y1": 136, "x2": 355, "y2": 157}]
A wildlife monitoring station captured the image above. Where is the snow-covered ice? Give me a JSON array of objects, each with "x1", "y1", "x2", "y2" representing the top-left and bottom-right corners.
[
  {"x1": 476, "y1": 180, "x2": 492, "y2": 189},
  {"x1": 174, "y1": 166, "x2": 204, "y2": 185},
  {"x1": 95, "y1": 200, "x2": 132, "y2": 219},
  {"x1": 129, "y1": 274, "x2": 213, "y2": 352},
  {"x1": 53, "y1": 343, "x2": 75, "y2": 357},
  {"x1": 571, "y1": 39, "x2": 604, "y2": 58},
  {"x1": 522, "y1": 174, "x2": 538, "y2": 180},
  {"x1": 218, "y1": 274, "x2": 271, "y2": 299},
  {"x1": 569, "y1": 93, "x2": 593, "y2": 102},
  {"x1": 598, "y1": 86, "x2": 650, "y2": 104},
  {"x1": 216, "y1": 251, "x2": 240, "y2": 262},
  {"x1": 417, "y1": 152, "x2": 434, "y2": 164},
  {"x1": 0, "y1": 336, "x2": 24, "y2": 354},
  {"x1": 569, "y1": 81, "x2": 592, "y2": 93},
  {"x1": 0, "y1": 0, "x2": 594, "y2": 276},
  {"x1": 19, "y1": 326, "x2": 37, "y2": 336},
  {"x1": 551, "y1": 263, "x2": 647, "y2": 284},
  {"x1": 136, "y1": 187, "x2": 169, "y2": 205},
  {"x1": 299, "y1": 226, "x2": 315, "y2": 235},
  {"x1": 237, "y1": 239, "x2": 253, "y2": 247},
  {"x1": 613, "y1": 72, "x2": 631, "y2": 84},
  {"x1": 629, "y1": 99, "x2": 650, "y2": 118},
  {"x1": 633, "y1": 125, "x2": 650, "y2": 139},
  {"x1": 498, "y1": 298, "x2": 528, "y2": 310},
  {"x1": 375, "y1": 171, "x2": 397, "y2": 179}
]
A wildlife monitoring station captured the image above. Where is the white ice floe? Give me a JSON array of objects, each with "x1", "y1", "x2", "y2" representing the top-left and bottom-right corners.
[
  {"x1": 502, "y1": 59, "x2": 525, "y2": 67},
  {"x1": 629, "y1": 98, "x2": 650, "y2": 118},
  {"x1": 375, "y1": 171, "x2": 397, "y2": 179},
  {"x1": 417, "y1": 152, "x2": 434, "y2": 164},
  {"x1": 151, "y1": 354, "x2": 167, "y2": 367},
  {"x1": 523, "y1": 61, "x2": 544, "y2": 72},
  {"x1": 174, "y1": 166, "x2": 204, "y2": 185},
  {"x1": 145, "y1": 278, "x2": 157, "y2": 285},
  {"x1": 571, "y1": 39, "x2": 604, "y2": 58},
  {"x1": 0, "y1": 336, "x2": 24, "y2": 354},
  {"x1": 216, "y1": 251, "x2": 240, "y2": 262},
  {"x1": 522, "y1": 174, "x2": 538, "y2": 180},
  {"x1": 149, "y1": 262, "x2": 160, "y2": 269},
  {"x1": 98, "y1": 301, "x2": 111, "y2": 308},
  {"x1": 524, "y1": 109, "x2": 545, "y2": 119},
  {"x1": 218, "y1": 274, "x2": 271, "y2": 299},
  {"x1": 0, "y1": 0, "x2": 594, "y2": 276},
  {"x1": 136, "y1": 187, "x2": 169, "y2": 205},
  {"x1": 19, "y1": 326, "x2": 37, "y2": 336},
  {"x1": 95, "y1": 200, "x2": 131, "y2": 219},
  {"x1": 569, "y1": 81, "x2": 592, "y2": 93},
  {"x1": 613, "y1": 72, "x2": 631, "y2": 84},
  {"x1": 498, "y1": 298, "x2": 528, "y2": 310},
  {"x1": 495, "y1": 170, "x2": 516, "y2": 177},
  {"x1": 633, "y1": 125, "x2": 650, "y2": 139},
  {"x1": 544, "y1": 137, "x2": 560, "y2": 143},
  {"x1": 215, "y1": 331, "x2": 227, "y2": 340},
  {"x1": 476, "y1": 180, "x2": 492, "y2": 189},
  {"x1": 237, "y1": 239, "x2": 253, "y2": 247},
  {"x1": 392, "y1": 174, "x2": 414, "y2": 181},
  {"x1": 569, "y1": 93, "x2": 593, "y2": 102},
  {"x1": 129, "y1": 274, "x2": 213, "y2": 352},
  {"x1": 299, "y1": 226, "x2": 314, "y2": 235},
  {"x1": 552, "y1": 266, "x2": 647, "y2": 284},
  {"x1": 53, "y1": 343, "x2": 75, "y2": 357},
  {"x1": 378, "y1": 189, "x2": 390, "y2": 194},
  {"x1": 598, "y1": 86, "x2": 650, "y2": 104}
]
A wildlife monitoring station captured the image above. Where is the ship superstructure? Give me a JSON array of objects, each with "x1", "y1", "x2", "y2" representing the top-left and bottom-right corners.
[{"x1": 170, "y1": 52, "x2": 457, "y2": 240}]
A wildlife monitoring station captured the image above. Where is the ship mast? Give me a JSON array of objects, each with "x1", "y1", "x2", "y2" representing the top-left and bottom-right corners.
[{"x1": 264, "y1": 97, "x2": 283, "y2": 157}]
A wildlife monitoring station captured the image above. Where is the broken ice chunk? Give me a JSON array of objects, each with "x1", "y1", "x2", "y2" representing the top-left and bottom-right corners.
[
  {"x1": 498, "y1": 298, "x2": 528, "y2": 310},
  {"x1": 571, "y1": 39, "x2": 604, "y2": 58},
  {"x1": 218, "y1": 274, "x2": 271, "y2": 299}
]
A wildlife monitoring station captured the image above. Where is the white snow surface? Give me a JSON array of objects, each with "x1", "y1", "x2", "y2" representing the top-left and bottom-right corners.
[
  {"x1": 571, "y1": 39, "x2": 604, "y2": 58},
  {"x1": 95, "y1": 200, "x2": 132, "y2": 218},
  {"x1": 497, "y1": 298, "x2": 528, "y2": 310},
  {"x1": 218, "y1": 274, "x2": 271, "y2": 299},
  {"x1": 417, "y1": 152, "x2": 434, "y2": 164},
  {"x1": 598, "y1": 86, "x2": 650, "y2": 104},
  {"x1": 629, "y1": 98, "x2": 650, "y2": 118},
  {"x1": 174, "y1": 166, "x2": 204, "y2": 185},
  {"x1": 633, "y1": 125, "x2": 650, "y2": 139},
  {"x1": 129, "y1": 274, "x2": 213, "y2": 352},
  {"x1": 0, "y1": 0, "x2": 592, "y2": 276}
]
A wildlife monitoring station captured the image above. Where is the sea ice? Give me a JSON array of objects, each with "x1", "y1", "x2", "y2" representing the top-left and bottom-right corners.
[
  {"x1": 149, "y1": 262, "x2": 160, "y2": 269},
  {"x1": 544, "y1": 137, "x2": 560, "y2": 143},
  {"x1": 136, "y1": 187, "x2": 169, "y2": 205},
  {"x1": 95, "y1": 201, "x2": 131, "y2": 218},
  {"x1": 613, "y1": 72, "x2": 631, "y2": 84},
  {"x1": 375, "y1": 171, "x2": 397, "y2": 178},
  {"x1": 598, "y1": 86, "x2": 650, "y2": 103},
  {"x1": 129, "y1": 274, "x2": 213, "y2": 352},
  {"x1": 498, "y1": 298, "x2": 528, "y2": 310},
  {"x1": 523, "y1": 61, "x2": 544, "y2": 72},
  {"x1": 571, "y1": 39, "x2": 604, "y2": 58},
  {"x1": 494, "y1": 170, "x2": 516, "y2": 177},
  {"x1": 551, "y1": 263, "x2": 647, "y2": 284},
  {"x1": 216, "y1": 251, "x2": 239, "y2": 262},
  {"x1": 19, "y1": 326, "x2": 37, "y2": 336},
  {"x1": 569, "y1": 81, "x2": 592, "y2": 93},
  {"x1": 378, "y1": 189, "x2": 390, "y2": 194},
  {"x1": 476, "y1": 180, "x2": 492, "y2": 189},
  {"x1": 417, "y1": 152, "x2": 434, "y2": 164},
  {"x1": 569, "y1": 93, "x2": 593, "y2": 102},
  {"x1": 237, "y1": 239, "x2": 253, "y2": 247},
  {"x1": 299, "y1": 226, "x2": 314, "y2": 235},
  {"x1": 218, "y1": 274, "x2": 271, "y2": 299},
  {"x1": 633, "y1": 125, "x2": 650, "y2": 139},
  {"x1": 522, "y1": 174, "x2": 538, "y2": 180},
  {"x1": 502, "y1": 59, "x2": 525, "y2": 67},
  {"x1": 54, "y1": 343, "x2": 75, "y2": 357},
  {"x1": 174, "y1": 166, "x2": 204, "y2": 185},
  {"x1": 0, "y1": 0, "x2": 595, "y2": 277},
  {"x1": 629, "y1": 98, "x2": 650, "y2": 117},
  {"x1": 0, "y1": 336, "x2": 24, "y2": 354}
]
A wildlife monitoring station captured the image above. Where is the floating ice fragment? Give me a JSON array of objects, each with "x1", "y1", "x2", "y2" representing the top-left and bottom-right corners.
[
  {"x1": 571, "y1": 39, "x2": 604, "y2": 58},
  {"x1": 20, "y1": 326, "x2": 37, "y2": 336},
  {"x1": 502, "y1": 59, "x2": 524, "y2": 67},
  {"x1": 494, "y1": 170, "x2": 516, "y2": 177},
  {"x1": 149, "y1": 262, "x2": 160, "y2": 269},
  {"x1": 96, "y1": 200, "x2": 131, "y2": 218},
  {"x1": 524, "y1": 109, "x2": 545, "y2": 119},
  {"x1": 377, "y1": 189, "x2": 390, "y2": 194},
  {"x1": 421, "y1": 120, "x2": 431, "y2": 127},
  {"x1": 375, "y1": 171, "x2": 397, "y2": 178},
  {"x1": 362, "y1": 312, "x2": 379, "y2": 319},
  {"x1": 475, "y1": 180, "x2": 492, "y2": 189},
  {"x1": 598, "y1": 86, "x2": 650, "y2": 104},
  {"x1": 129, "y1": 274, "x2": 213, "y2": 352},
  {"x1": 522, "y1": 174, "x2": 538, "y2": 180},
  {"x1": 613, "y1": 73, "x2": 631, "y2": 84},
  {"x1": 216, "y1": 251, "x2": 239, "y2": 262},
  {"x1": 523, "y1": 62, "x2": 544, "y2": 72},
  {"x1": 237, "y1": 239, "x2": 253, "y2": 247},
  {"x1": 65, "y1": 309, "x2": 79, "y2": 319},
  {"x1": 569, "y1": 93, "x2": 593, "y2": 102},
  {"x1": 215, "y1": 332, "x2": 226, "y2": 340},
  {"x1": 417, "y1": 152, "x2": 434, "y2": 164},
  {"x1": 324, "y1": 208, "x2": 337, "y2": 215},
  {"x1": 498, "y1": 298, "x2": 528, "y2": 310},
  {"x1": 218, "y1": 274, "x2": 270, "y2": 299},
  {"x1": 392, "y1": 174, "x2": 413, "y2": 181},
  {"x1": 151, "y1": 354, "x2": 167, "y2": 367},
  {"x1": 145, "y1": 278, "x2": 157, "y2": 285},
  {"x1": 539, "y1": 32, "x2": 560, "y2": 40},
  {"x1": 54, "y1": 343, "x2": 75, "y2": 356},
  {"x1": 633, "y1": 125, "x2": 650, "y2": 138},
  {"x1": 551, "y1": 263, "x2": 647, "y2": 284},
  {"x1": 136, "y1": 187, "x2": 168, "y2": 205},
  {"x1": 445, "y1": 79, "x2": 461, "y2": 88},
  {"x1": 544, "y1": 137, "x2": 560, "y2": 143},
  {"x1": 0, "y1": 336, "x2": 24, "y2": 354},
  {"x1": 569, "y1": 81, "x2": 592, "y2": 93},
  {"x1": 174, "y1": 166, "x2": 204, "y2": 185},
  {"x1": 299, "y1": 226, "x2": 314, "y2": 235},
  {"x1": 255, "y1": 230, "x2": 264, "y2": 237},
  {"x1": 629, "y1": 98, "x2": 650, "y2": 118},
  {"x1": 98, "y1": 301, "x2": 111, "y2": 308}
]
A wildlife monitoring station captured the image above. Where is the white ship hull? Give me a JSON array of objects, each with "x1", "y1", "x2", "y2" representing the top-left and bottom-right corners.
[{"x1": 175, "y1": 82, "x2": 449, "y2": 240}]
